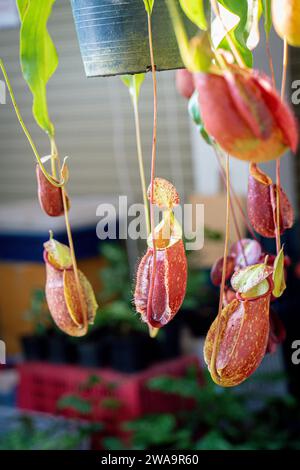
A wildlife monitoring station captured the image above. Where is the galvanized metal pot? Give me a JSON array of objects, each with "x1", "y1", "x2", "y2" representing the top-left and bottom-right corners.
[{"x1": 70, "y1": 0, "x2": 190, "y2": 77}]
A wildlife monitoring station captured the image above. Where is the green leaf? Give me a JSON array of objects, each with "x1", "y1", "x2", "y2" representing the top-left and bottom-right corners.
[
  {"x1": 143, "y1": 0, "x2": 155, "y2": 14},
  {"x1": 231, "y1": 263, "x2": 273, "y2": 294},
  {"x1": 195, "y1": 430, "x2": 233, "y2": 450},
  {"x1": 272, "y1": 247, "x2": 286, "y2": 298},
  {"x1": 79, "y1": 374, "x2": 102, "y2": 391},
  {"x1": 217, "y1": 0, "x2": 253, "y2": 67},
  {"x1": 17, "y1": 0, "x2": 58, "y2": 136},
  {"x1": 188, "y1": 91, "x2": 212, "y2": 145},
  {"x1": 179, "y1": 0, "x2": 207, "y2": 30},
  {"x1": 102, "y1": 437, "x2": 127, "y2": 451},
  {"x1": 101, "y1": 397, "x2": 122, "y2": 410},
  {"x1": 261, "y1": 0, "x2": 272, "y2": 37},
  {"x1": 166, "y1": 1, "x2": 211, "y2": 71},
  {"x1": 16, "y1": 0, "x2": 28, "y2": 20},
  {"x1": 57, "y1": 395, "x2": 92, "y2": 414},
  {"x1": 189, "y1": 33, "x2": 213, "y2": 72},
  {"x1": 121, "y1": 73, "x2": 145, "y2": 101},
  {"x1": 123, "y1": 414, "x2": 177, "y2": 447}
]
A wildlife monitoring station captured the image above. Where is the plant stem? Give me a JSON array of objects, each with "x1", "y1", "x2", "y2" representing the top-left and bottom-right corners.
[
  {"x1": 210, "y1": 0, "x2": 246, "y2": 69},
  {"x1": 1, "y1": 59, "x2": 86, "y2": 329},
  {"x1": 50, "y1": 136, "x2": 58, "y2": 179},
  {"x1": 213, "y1": 145, "x2": 258, "y2": 241},
  {"x1": 275, "y1": 163, "x2": 281, "y2": 254},
  {"x1": 210, "y1": 154, "x2": 231, "y2": 382},
  {"x1": 0, "y1": 59, "x2": 64, "y2": 188},
  {"x1": 214, "y1": 152, "x2": 247, "y2": 265},
  {"x1": 61, "y1": 182, "x2": 87, "y2": 330},
  {"x1": 165, "y1": 0, "x2": 195, "y2": 71},
  {"x1": 266, "y1": 38, "x2": 276, "y2": 88},
  {"x1": 281, "y1": 38, "x2": 288, "y2": 99},
  {"x1": 132, "y1": 87, "x2": 151, "y2": 236},
  {"x1": 275, "y1": 38, "x2": 288, "y2": 254},
  {"x1": 146, "y1": 12, "x2": 158, "y2": 332},
  {"x1": 53, "y1": 142, "x2": 86, "y2": 329}
]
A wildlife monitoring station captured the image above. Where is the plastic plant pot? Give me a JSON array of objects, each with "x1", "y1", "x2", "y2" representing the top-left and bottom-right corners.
[{"x1": 70, "y1": 0, "x2": 193, "y2": 77}]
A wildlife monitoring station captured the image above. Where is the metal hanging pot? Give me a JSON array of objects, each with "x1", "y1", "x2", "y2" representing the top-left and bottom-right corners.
[{"x1": 70, "y1": 0, "x2": 193, "y2": 77}]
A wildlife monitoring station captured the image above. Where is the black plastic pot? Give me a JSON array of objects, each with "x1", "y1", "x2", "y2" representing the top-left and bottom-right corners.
[
  {"x1": 21, "y1": 335, "x2": 48, "y2": 361},
  {"x1": 70, "y1": 0, "x2": 193, "y2": 77},
  {"x1": 76, "y1": 339, "x2": 109, "y2": 367},
  {"x1": 47, "y1": 332, "x2": 78, "y2": 364},
  {"x1": 109, "y1": 332, "x2": 153, "y2": 373}
]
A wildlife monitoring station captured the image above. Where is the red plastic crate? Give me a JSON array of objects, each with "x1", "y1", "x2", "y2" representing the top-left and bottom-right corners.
[
  {"x1": 137, "y1": 356, "x2": 202, "y2": 415},
  {"x1": 17, "y1": 355, "x2": 202, "y2": 444},
  {"x1": 17, "y1": 362, "x2": 140, "y2": 423}
]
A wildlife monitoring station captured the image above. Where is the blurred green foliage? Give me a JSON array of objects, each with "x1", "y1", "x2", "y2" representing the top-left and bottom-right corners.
[
  {"x1": 23, "y1": 288, "x2": 50, "y2": 335},
  {"x1": 103, "y1": 367, "x2": 300, "y2": 450},
  {"x1": 0, "y1": 415, "x2": 89, "y2": 450},
  {"x1": 96, "y1": 243, "x2": 145, "y2": 333}
]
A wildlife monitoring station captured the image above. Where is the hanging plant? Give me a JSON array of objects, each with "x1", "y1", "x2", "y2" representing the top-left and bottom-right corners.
[
  {"x1": 204, "y1": 277, "x2": 272, "y2": 387},
  {"x1": 247, "y1": 163, "x2": 294, "y2": 238},
  {"x1": 0, "y1": 0, "x2": 98, "y2": 337},
  {"x1": 0, "y1": 0, "x2": 299, "y2": 385},
  {"x1": 170, "y1": 0, "x2": 299, "y2": 386},
  {"x1": 36, "y1": 163, "x2": 70, "y2": 217},
  {"x1": 44, "y1": 234, "x2": 98, "y2": 336},
  {"x1": 134, "y1": 178, "x2": 187, "y2": 330},
  {"x1": 194, "y1": 68, "x2": 298, "y2": 163}
]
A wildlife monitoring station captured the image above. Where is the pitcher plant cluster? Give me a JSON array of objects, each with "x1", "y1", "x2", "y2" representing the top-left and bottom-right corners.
[{"x1": 0, "y1": 0, "x2": 299, "y2": 387}]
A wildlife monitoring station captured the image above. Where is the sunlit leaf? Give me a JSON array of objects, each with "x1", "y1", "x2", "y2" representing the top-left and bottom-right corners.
[
  {"x1": 121, "y1": 74, "x2": 145, "y2": 101},
  {"x1": 188, "y1": 33, "x2": 213, "y2": 72},
  {"x1": 165, "y1": 0, "x2": 211, "y2": 72},
  {"x1": 261, "y1": 0, "x2": 272, "y2": 37},
  {"x1": 272, "y1": 247, "x2": 286, "y2": 298},
  {"x1": 179, "y1": 0, "x2": 207, "y2": 30},
  {"x1": 17, "y1": 0, "x2": 58, "y2": 136},
  {"x1": 217, "y1": 0, "x2": 253, "y2": 67},
  {"x1": 16, "y1": 0, "x2": 28, "y2": 20},
  {"x1": 143, "y1": 0, "x2": 155, "y2": 14}
]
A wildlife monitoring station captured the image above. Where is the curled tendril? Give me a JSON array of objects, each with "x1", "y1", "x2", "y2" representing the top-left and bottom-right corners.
[{"x1": 0, "y1": 58, "x2": 65, "y2": 188}]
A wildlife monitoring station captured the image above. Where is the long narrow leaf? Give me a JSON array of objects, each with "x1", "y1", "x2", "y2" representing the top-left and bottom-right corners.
[
  {"x1": 272, "y1": 247, "x2": 286, "y2": 298},
  {"x1": 217, "y1": 0, "x2": 253, "y2": 67},
  {"x1": 179, "y1": 0, "x2": 207, "y2": 31},
  {"x1": 261, "y1": 0, "x2": 272, "y2": 37},
  {"x1": 17, "y1": 0, "x2": 58, "y2": 136},
  {"x1": 121, "y1": 74, "x2": 145, "y2": 101},
  {"x1": 143, "y1": 0, "x2": 155, "y2": 15}
]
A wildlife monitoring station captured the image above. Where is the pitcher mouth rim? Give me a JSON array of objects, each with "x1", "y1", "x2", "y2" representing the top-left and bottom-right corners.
[
  {"x1": 43, "y1": 250, "x2": 73, "y2": 272},
  {"x1": 236, "y1": 276, "x2": 274, "y2": 302}
]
